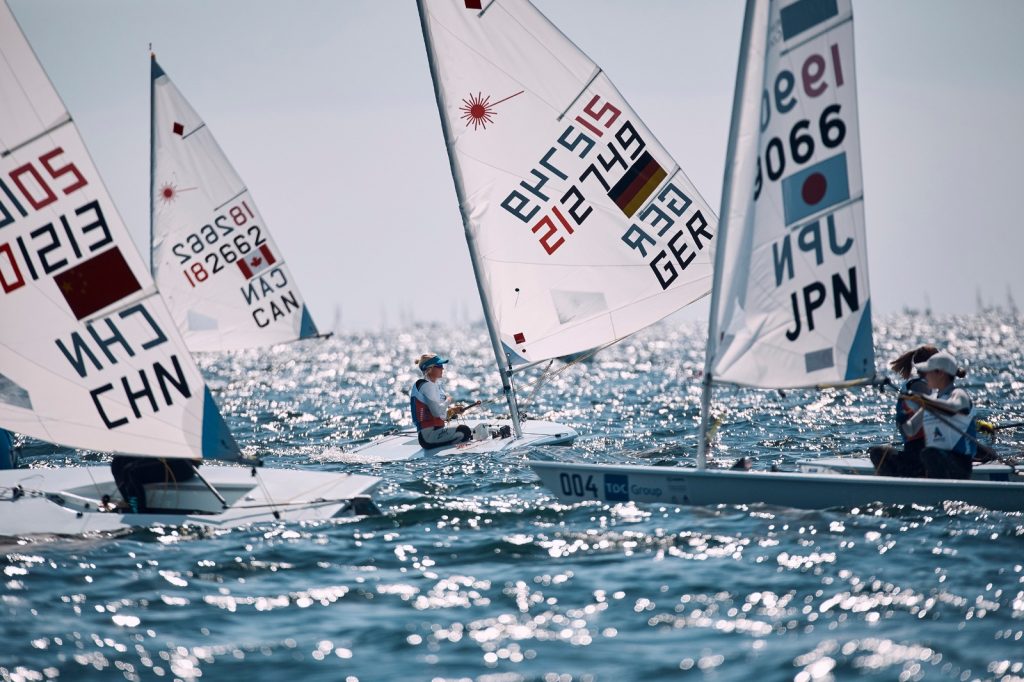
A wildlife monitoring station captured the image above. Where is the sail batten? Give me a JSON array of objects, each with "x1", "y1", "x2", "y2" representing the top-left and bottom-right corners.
[
  {"x1": 419, "y1": 0, "x2": 717, "y2": 366},
  {"x1": 150, "y1": 58, "x2": 320, "y2": 352},
  {"x1": 0, "y1": 2, "x2": 240, "y2": 460}
]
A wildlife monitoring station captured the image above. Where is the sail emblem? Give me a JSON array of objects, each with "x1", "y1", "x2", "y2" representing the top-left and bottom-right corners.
[
  {"x1": 158, "y1": 182, "x2": 179, "y2": 203},
  {"x1": 781, "y1": 153, "x2": 850, "y2": 226},
  {"x1": 54, "y1": 247, "x2": 142, "y2": 320},
  {"x1": 463, "y1": 0, "x2": 482, "y2": 9},
  {"x1": 458, "y1": 90, "x2": 524, "y2": 130},
  {"x1": 171, "y1": 122, "x2": 184, "y2": 136},
  {"x1": 236, "y1": 244, "x2": 277, "y2": 280}
]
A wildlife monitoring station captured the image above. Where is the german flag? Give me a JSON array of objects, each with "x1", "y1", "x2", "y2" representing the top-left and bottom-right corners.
[{"x1": 608, "y1": 151, "x2": 667, "y2": 217}]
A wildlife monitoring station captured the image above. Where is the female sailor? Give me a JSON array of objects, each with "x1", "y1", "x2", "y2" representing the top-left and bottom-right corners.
[
  {"x1": 411, "y1": 354, "x2": 472, "y2": 449},
  {"x1": 904, "y1": 350, "x2": 977, "y2": 479},
  {"x1": 870, "y1": 345, "x2": 938, "y2": 477}
]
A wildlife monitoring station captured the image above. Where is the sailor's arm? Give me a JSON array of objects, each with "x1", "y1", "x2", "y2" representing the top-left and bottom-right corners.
[
  {"x1": 921, "y1": 389, "x2": 971, "y2": 415},
  {"x1": 902, "y1": 407, "x2": 924, "y2": 438}
]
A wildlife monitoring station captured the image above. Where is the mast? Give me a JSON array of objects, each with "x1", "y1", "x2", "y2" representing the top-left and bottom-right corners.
[
  {"x1": 698, "y1": 0, "x2": 763, "y2": 469},
  {"x1": 415, "y1": 0, "x2": 523, "y2": 437},
  {"x1": 149, "y1": 52, "x2": 157, "y2": 275}
]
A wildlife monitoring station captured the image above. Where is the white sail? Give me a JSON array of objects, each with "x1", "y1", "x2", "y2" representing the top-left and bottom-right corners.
[
  {"x1": 150, "y1": 58, "x2": 320, "y2": 352},
  {"x1": 0, "y1": 3, "x2": 238, "y2": 460},
  {"x1": 708, "y1": 0, "x2": 874, "y2": 389},
  {"x1": 418, "y1": 0, "x2": 717, "y2": 364}
]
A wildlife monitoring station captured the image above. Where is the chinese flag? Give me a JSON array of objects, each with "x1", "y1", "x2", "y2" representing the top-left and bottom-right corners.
[{"x1": 55, "y1": 247, "x2": 142, "y2": 319}]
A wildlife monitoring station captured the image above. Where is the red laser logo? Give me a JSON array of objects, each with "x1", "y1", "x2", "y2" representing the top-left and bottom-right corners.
[{"x1": 459, "y1": 90, "x2": 524, "y2": 131}]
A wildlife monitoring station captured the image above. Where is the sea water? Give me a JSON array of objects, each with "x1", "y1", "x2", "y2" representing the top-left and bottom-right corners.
[{"x1": 2, "y1": 314, "x2": 1022, "y2": 681}]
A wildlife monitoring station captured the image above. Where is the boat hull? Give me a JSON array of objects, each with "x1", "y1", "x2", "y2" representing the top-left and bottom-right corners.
[
  {"x1": 0, "y1": 465, "x2": 381, "y2": 537},
  {"x1": 797, "y1": 456, "x2": 1020, "y2": 482},
  {"x1": 528, "y1": 461, "x2": 1024, "y2": 512},
  {"x1": 347, "y1": 419, "x2": 576, "y2": 463}
]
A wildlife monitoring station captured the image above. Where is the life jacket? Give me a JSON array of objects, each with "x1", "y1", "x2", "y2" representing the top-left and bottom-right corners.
[
  {"x1": 922, "y1": 386, "x2": 977, "y2": 457},
  {"x1": 896, "y1": 377, "x2": 927, "y2": 450},
  {"x1": 410, "y1": 379, "x2": 444, "y2": 430}
]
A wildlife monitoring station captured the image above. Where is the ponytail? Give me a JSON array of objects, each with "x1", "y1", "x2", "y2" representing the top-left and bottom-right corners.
[{"x1": 889, "y1": 344, "x2": 939, "y2": 379}]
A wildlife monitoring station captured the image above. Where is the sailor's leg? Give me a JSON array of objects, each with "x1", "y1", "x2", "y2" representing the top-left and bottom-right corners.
[
  {"x1": 869, "y1": 445, "x2": 898, "y2": 476},
  {"x1": 920, "y1": 447, "x2": 943, "y2": 479},
  {"x1": 949, "y1": 453, "x2": 973, "y2": 480},
  {"x1": 921, "y1": 448, "x2": 968, "y2": 479},
  {"x1": 111, "y1": 457, "x2": 168, "y2": 512},
  {"x1": 419, "y1": 425, "x2": 471, "y2": 449}
]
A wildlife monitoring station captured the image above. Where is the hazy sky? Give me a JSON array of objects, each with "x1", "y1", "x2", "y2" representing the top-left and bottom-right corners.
[{"x1": 9, "y1": 0, "x2": 1024, "y2": 330}]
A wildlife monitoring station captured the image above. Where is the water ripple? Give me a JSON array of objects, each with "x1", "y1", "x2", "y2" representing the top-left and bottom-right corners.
[{"x1": 3, "y1": 314, "x2": 1024, "y2": 681}]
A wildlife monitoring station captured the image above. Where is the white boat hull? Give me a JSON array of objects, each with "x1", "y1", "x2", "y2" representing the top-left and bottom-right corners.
[
  {"x1": 529, "y1": 461, "x2": 1024, "y2": 512},
  {"x1": 0, "y1": 465, "x2": 381, "y2": 537},
  {"x1": 346, "y1": 419, "x2": 576, "y2": 463},
  {"x1": 797, "y1": 456, "x2": 1020, "y2": 482}
]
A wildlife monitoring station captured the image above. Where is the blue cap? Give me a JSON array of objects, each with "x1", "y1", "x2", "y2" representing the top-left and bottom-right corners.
[{"x1": 419, "y1": 355, "x2": 449, "y2": 372}]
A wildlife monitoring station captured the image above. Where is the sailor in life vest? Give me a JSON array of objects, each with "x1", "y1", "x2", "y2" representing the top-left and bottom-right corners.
[
  {"x1": 410, "y1": 354, "x2": 473, "y2": 449},
  {"x1": 870, "y1": 344, "x2": 938, "y2": 477},
  {"x1": 902, "y1": 350, "x2": 977, "y2": 479}
]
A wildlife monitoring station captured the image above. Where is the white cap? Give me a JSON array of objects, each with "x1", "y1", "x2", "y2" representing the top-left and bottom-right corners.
[{"x1": 916, "y1": 351, "x2": 958, "y2": 377}]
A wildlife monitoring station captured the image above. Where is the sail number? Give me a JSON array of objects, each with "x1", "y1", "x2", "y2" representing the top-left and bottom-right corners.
[
  {"x1": 0, "y1": 148, "x2": 108, "y2": 295},
  {"x1": 559, "y1": 473, "x2": 598, "y2": 498},
  {"x1": 502, "y1": 95, "x2": 665, "y2": 256},
  {"x1": 171, "y1": 202, "x2": 267, "y2": 287},
  {"x1": 181, "y1": 225, "x2": 266, "y2": 287},
  {"x1": 754, "y1": 44, "x2": 847, "y2": 200},
  {"x1": 170, "y1": 201, "x2": 256, "y2": 264},
  {"x1": 1, "y1": 147, "x2": 89, "y2": 230}
]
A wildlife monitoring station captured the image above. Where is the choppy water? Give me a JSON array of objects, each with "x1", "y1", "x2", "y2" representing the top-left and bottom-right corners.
[{"x1": 3, "y1": 314, "x2": 1024, "y2": 682}]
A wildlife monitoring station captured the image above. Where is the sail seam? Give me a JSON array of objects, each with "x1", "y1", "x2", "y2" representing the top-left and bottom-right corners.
[
  {"x1": 784, "y1": 193, "x2": 864, "y2": 232},
  {"x1": 0, "y1": 115, "x2": 73, "y2": 157},
  {"x1": 478, "y1": 0, "x2": 497, "y2": 17},
  {"x1": 213, "y1": 188, "x2": 249, "y2": 212},
  {"x1": 557, "y1": 68, "x2": 603, "y2": 121},
  {"x1": 180, "y1": 123, "x2": 207, "y2": 141}
]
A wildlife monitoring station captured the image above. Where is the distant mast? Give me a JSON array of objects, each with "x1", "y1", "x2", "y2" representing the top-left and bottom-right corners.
[
  {"x1": 150, "y1": 56, "x2": 321, "y2": 352},
  {"x1": 0, "y1": 6, "x2": 238, "y2": 461}
]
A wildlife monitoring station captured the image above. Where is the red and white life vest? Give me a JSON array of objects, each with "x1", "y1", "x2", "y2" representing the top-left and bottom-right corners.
[{"x1": 410, "y1": 379, "x2": 444, "y2": 430}]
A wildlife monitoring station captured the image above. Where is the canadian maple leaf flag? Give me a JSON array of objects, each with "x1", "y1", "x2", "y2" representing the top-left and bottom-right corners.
[{"x1": 237, "y1": 244, "x2": 276, "y2": 280}]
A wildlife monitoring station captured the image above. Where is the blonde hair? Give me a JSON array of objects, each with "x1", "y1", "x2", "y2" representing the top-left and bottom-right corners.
[{"x1": 415, "y1": 353, "x2": 435, "y2": 368}]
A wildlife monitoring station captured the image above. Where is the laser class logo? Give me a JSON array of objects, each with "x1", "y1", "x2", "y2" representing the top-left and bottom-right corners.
[
  {"x1": 604, "y1": 474, "x2": 630, "y2": 502},
  {"x1": 458, "y1": 90, "x2": 524, "y2": 130}
]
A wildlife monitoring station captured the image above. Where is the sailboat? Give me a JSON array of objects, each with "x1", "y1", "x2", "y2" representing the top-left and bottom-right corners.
[
  {"x1": 150, "y1": 56, "x2": 322, "y2": 351},
  {"x1": 0, "y1": 55, "x2": 328, "y2": 473},
  {"x1": 351, "y1": 0, "x2": 720, "y2": 461},
  {"x1": 530, "y1": 0, "x2": 1024, "y2": 512},
  {"x1": 0, "y1": 2, "x2": 379, "y2": 535}
]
